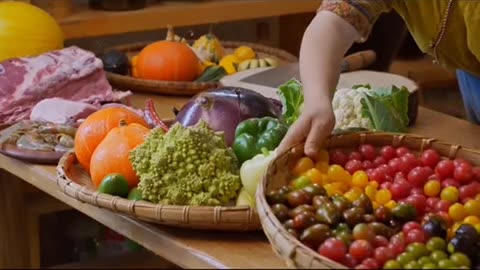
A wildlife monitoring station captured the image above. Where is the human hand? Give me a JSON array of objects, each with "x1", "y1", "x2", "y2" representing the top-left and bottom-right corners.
[{"x1": 277, "y1": 100, "x2": 335, "y2": 160}]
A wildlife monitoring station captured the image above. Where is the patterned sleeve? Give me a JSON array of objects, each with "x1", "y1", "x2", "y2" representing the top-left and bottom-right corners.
[{"x1": 318, "y1": 0, "x2": 393, "y2": 42}]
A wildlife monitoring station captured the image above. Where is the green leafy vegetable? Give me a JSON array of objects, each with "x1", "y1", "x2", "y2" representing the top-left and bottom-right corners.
[
  {"x1": 360, "y1": 85, "x2": 410, "y2": 132},
  {"x1": 277, "y1": 79, "x2": 304, "y2": 126},
  {"x1": 352, "y1": 84, "x2": 371, "y2": 90}
]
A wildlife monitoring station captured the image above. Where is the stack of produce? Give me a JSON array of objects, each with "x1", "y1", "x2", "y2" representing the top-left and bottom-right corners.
[
  {"x1": 266, "y1": 144, "x2": 480, "y2": 269},
  {"x1": 73, "y1": 86, "x2": 287, "y2": 207},
  {"x1": 99, "y1": 26, "x2": 279, "y2": 83}
]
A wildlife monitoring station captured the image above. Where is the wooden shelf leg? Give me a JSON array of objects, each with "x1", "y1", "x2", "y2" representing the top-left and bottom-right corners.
[{"x1": 0, "y1": 170, "x2": 31, "y2": 268}]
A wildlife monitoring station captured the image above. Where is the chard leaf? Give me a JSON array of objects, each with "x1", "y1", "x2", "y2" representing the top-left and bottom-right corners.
[{"x1": 277, "y1": 79, "x2": 304, "y2": 126}]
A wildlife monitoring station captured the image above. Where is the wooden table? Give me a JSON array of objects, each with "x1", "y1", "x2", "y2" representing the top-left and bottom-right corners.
[
  {"x1": 1, "y1": 93, "x2": 480, "y2": 269},
  {"x1": 59, "y1": 0, "x2": 321, "y2": 40}
]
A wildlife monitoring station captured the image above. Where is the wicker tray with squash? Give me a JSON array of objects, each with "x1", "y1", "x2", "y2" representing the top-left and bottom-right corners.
[{"x1": 98, "y1": 26, "x2": 298, "y2": 96}]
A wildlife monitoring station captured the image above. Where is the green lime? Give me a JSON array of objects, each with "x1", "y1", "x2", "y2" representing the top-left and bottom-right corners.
[
  {"x1": 449, "y1": 253, "x2": 471, "y2": 268},
  {"x1": 437, "y1": 259, "x2": 457, "y2": 269},
  {"x1": 127, "y1": 187, "x2": 143, "y2": 201},
  {"x1": 406, "y1": 243, "x2": 429, "y2": 259},
  {"x1": 422, "y1": 262, "x2": 438, "y2": 269},
  {"x1": 430, "y1": 250, "x2": 448, "y2": 262},
  {"x1": 98, "y1": 173, "x2": 129, "y2": 197},
  {"x1": 384, "y1": 260, "x2": 402, "y2": 269},
  {"x1": 426, "y1": 237, "x2": 447, "y2": 251},
  {"x1": 398, "y1": 252, "x2": 417, "y2": 266},
  {"x1": 418, "y1": 256, "x2": 434, "y2": 266},
  {"x1": 404, "y1": 261, "x2": 420, "y2": 269}
]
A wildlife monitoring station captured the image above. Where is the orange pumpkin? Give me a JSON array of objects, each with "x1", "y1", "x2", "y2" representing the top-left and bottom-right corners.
[
  {"x1": 90, "y1": 121, "x2": 150, "y2": 188},
  {"x1": 74, "y1": 107, "x2": 149, "y2": 172},
  {"x1": 136, "y1": 41, "x2": 200, "y2": 81}
]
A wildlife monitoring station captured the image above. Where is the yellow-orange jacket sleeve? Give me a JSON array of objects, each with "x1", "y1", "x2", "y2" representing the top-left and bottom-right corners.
[{"x1": 318, "y1": 0, "x2": 393, "y2": 42}]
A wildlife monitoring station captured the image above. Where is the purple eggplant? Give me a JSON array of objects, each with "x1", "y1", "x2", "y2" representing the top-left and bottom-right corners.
[{"x1": 175, "y1": 87, "x2": 282, "y2": 146}]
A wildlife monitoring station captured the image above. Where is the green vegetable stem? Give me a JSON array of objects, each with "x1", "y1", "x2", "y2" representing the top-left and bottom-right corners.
[{"x1": 232, "y1": 117, "x2": 288, "y2": 165}]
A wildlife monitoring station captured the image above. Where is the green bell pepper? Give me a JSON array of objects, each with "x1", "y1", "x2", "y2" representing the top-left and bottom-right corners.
[{"x1": 232, "y1": 117, "x2": 288, "y2": 164}]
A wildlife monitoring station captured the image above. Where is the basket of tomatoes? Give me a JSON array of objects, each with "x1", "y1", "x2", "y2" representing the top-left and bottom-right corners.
[{"x1": 256, "y1": 132, "x2": 480, "y2": 269}]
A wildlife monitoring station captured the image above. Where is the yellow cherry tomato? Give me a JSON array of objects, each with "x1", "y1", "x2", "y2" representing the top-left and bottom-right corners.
[
  {"x1": 302, "y1": 168, "x2": 325, "y2": 185},
  {"x1": 368, "y1": 181, "x2": 379, "y2": 189},
  {"x1": 315, "y1": 161, "x2": 329, "y2": 174},
  {"x1": 449, "y1": 203, "x2": 467, "y2": 222},
  {"x1": 440, "y1": 186, "x2": 459, "y2": 203},
  {"x1": 476, "y1": 194, "x2": 480, "y2": 201},
  {"x1": 424, "y1": 180, "x2": 441, "y2": 197},
  {"x1": 365, "y1": 185, "x2": 377, "y2": 201},
  {"x1": 384, "y1": 200, "x2": 397, "y2": 210},
  {"x1": 372, "y1": 201, "x2": 380, "y2": 210},
  {"x1": 318, "y1": 149, "x2": 329, "y2": 163},
  {"x1": 352, "y1": 171, "x2": 369, "y2": 188},
  {"x1": 464, "y1": 215, "x2": 480, "y2": 225},
  {"x1": 464, "y1": 200, "x2": 480, "y2": 217},
  {"x1": 375, "y1": 189, "x2": 392, "y2": 205},
  {"x1": 327, "y1": 165, "x2": 346, "y2": 183},
  {"x1": 292, "y1": 157, "x2": 315, "y2": 176},
  {"x1": 344, "y1": 188, "x2": 363, "y2": 202},
  {"x1": 475, "y1": 224, "x2": 480, "y2": 234}
]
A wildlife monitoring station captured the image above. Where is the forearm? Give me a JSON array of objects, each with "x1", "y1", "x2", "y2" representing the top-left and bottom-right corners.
[{"x1": 300, "y1": 11, "x2": 358, "y2": 106}]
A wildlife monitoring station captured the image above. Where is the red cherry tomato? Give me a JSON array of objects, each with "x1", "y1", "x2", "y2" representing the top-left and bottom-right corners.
[
  {"x1": 420, "y1": 149, "x2": 440, "y2": 168},
  {"x1": 396, "y1": 147, "x2": 411, "y2": 157},
  {"x1": 345, "y1": 159, "x2": 363, "y2": 175},
  {"x1": 349, "y1": 151, "x2": 363, "y2": 161},
  {"x1": 362, "y1": 160, "x2": 374, "y2": 170},
  {"x1": 342, "y1": 254, "x2": 358, "y2": 269},
  {"x1": 390, "y1": 181, "x2": 411, "y2": 200},
  {"x1": 380, "y1": 146, "x2": 397, "y2": 161},
  {"x1": 388, "y1": 158, "x2": 401, "y2": 175},
  {"x1": 370, "y1": 168, "x2": 387, "y2": 183},
  {"x1": 411, "y1": 187, "x2": 424, "y2": 195},
  {"x1": 373, "y1": 156, "x2": 387, "y2": 167},
  {"x1": 454, "y1": 163, "x2": 474, "y2": 183},
  {"x1": 373, "y1": 235, "x2": 389, "y2": 247},
  {"x1": 459, "y1": 182, "x2": 480, "y2": 201},
  {"x1": 435, "y1": 160, "x2": 455, "y2": 180},
  {"x1": 426, "y1": 197, "x2": 440, "y2": 208},
  {"x1": 422, "y1": 166, "x2": 434, "y2": 178},
  {"x1": 318, "y1": 238, "x2": 347, "y2": 262},
  {"x1": 359, "y1": 144, "x2": 377, "y2": 161},
  {"x1": 408, "y1": 166, "x2": 429, "y2": 187},
  {"x1": 436, "y1": 211, "x2": 453, "y2": 227},
  {"x1": 402, "y1": 221, "x2": 422, "y2": 236},
  {"x1": 435, "y1": 200, "x2": 452, "y2": 212},
  {"x1": 380, "y1": 181, "x2": 392, "y2": 190},
  {"x1": 453, "y1": 158, "x2": 470, "y2": 167},
  {"x1": 374, "y1": 246, "x2": 395, "y2": 266},
  {"x1": 399, "y1": 154, "x2": 418, "y2": 174},
  {"x1": 329, "y1": 149, "x2": 348, "y2": 166},
  {"x1": 405, "y1": 194, "x2": 427, "y2": 215},
  {"x1": 362, "y1": 258, "x2": 380, "y2": 269},
  {"x1": 405, "y1": 229, "x2": 427, "y2": 244},
  {"x1": 441, "y1": 178, "x2": 461, "y2": 188},
  {"x1": 389, "y1": 233, "x2": 406, "y2": 255},
  {"x1": 473, "y1": 166, "x2": 480, "y2": 179},
  {"x1": 349, "y1": 240, "x2": 374, "y2": 262}
]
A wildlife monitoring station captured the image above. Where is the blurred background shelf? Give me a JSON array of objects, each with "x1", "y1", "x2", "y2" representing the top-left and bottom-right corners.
[{"x1": 53, "y1": 0, "x2": 321, "y2": 40}]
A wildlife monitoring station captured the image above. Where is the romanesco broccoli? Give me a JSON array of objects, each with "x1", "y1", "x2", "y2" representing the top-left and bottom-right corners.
[{"x1": 130, "y1": 121, "x2": 241, "y2": 206}]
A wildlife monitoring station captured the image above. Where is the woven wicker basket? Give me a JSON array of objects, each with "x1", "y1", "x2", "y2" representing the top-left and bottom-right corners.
[
  {"x1": 103, "y1": 41, "x2": 298, "y2": 96},
  {"x1": 56, "y1": 150, "x2": 261, "y2": 231},
  {"x1": 256, "y1": 132, "x2": 479, "y2": 269}
]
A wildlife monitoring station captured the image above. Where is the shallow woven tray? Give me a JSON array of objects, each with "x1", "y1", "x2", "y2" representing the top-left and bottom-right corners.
[
  {"x1": 256, "y1": 132, "x2": 479, "y2": 269},
  {"x1": 104, "y1": 41, "x2": 298, "y2": 96},
  {"x1": 56, "y1": 150, "x2": 260, "y2": 231}
]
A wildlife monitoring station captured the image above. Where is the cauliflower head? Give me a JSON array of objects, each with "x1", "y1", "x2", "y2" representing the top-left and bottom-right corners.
[
  {"x1": 130, "y1": 121, "x2": 241, "y2": 206},
  {"x1": 332, "y1": 87, "x2": 372, "y2": 130}
]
